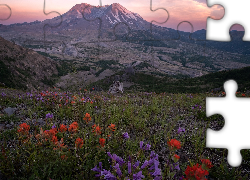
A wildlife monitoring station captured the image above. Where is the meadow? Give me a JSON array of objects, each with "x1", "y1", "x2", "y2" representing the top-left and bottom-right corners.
[{"x1": 0, "y1": 87, "x2": 249, "y2": 179}]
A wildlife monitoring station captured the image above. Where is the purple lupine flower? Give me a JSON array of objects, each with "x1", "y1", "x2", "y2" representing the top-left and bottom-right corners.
[
  {"x1": 46, "y1": 113, "x2": 53, "y2": 119},
  {"x1": 128, "y1": 162, "x2": 131, "y2": 174},
  {"x1": 101, "y1": 169, "x2": 117, "y2": 180},
  {"x1": 91, "y1": 164, "x2": 102, "y2": 177},
  {"x1": 174, "y1": 163, "x2": 180, "y2": 171},
  {"x1": 133, "y1": 171, "x2": 145, "y2": 180},
  {"x1": 116, "y1": 156, "x2": 125, "y2": 167},
  {"x1": 141, "y1": 160, "x2": 148, "y2": 169},
  {"x1": 177, "y1": 127, "x2": 185, "y2": 134},
  {"x1": 128, "y1": 155, "x2": 132, "y2": 162},
  {"x1": 154, "y1": 176, "x2": 162, "y2": 180},
  {"x1": 112, "y1": 154, "x2": 118, "y2": 162},
  {"x1": 52, "y1": 124, "x2": 56, "y2": 129},
  {"x1": 140, "y1": 141, "x2": 144, "y2": 149},
  {"x1": 133, "y1": 160, "x2": 140, "y2": 170},
  {"x1": 113, "y1": 163, "x2": 122, "y2": 178},
  {"x1": 191, "y1": 106, "x2": 194, "y2": 109},
  {"x1": 99, "y1": 162, "x2": 103, "y2": 171},
  {"x1": 145, "y1": 144, "x2": 151, "y2": 150},
  {"x1": 150, "y1": 151, "x2": 158, "y2": 160},
  {"x1": 152, "y1": 168, "x2": 161, "y2": 176},
  {"x1": 123, "y1": 132, "x2": 129, "y2": 139}
]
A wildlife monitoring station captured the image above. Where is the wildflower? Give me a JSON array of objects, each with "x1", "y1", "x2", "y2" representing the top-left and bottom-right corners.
[
  {"x1": 52, "y1": 124, "x2": 56, "y2": 129},
  {"x1": 184, "y1": 163, "x2": 209, "y2": 180},
  {"x1": 113, "y1": 163, "x2": 122, "y2": 178},
  {"x1": 53, "y1": 138, "x2": 68, "y2": 150},
  {"x1": 83, "y1": 113, "x2": 91, "y2": 123},
  {"x1": 91, "y1": 162, "x2": 103, "y2": 177},
  {"x1": 133, "y1": 171, "x2": 145, "y2": 179},
  {"x1": 174, "y1": 154, "x2": 180, "y2": 160},
  {"x1": 201, "y1": 159, "x2": 213, "y2": 170},
  {"x1": 101, "y1": 169, "x2": 116, "y2": 179},
  {"x1": 46, "y1": 113, "x2": 53, "y2": 119},
  {"x1": 140, "y1": 141, "x2": 144, "y2": 149},
  {"x1": 140, "y1": 141, "x2": 151, "y2": 150},
  {"x1": 43, "y1": 128, "x2": 57, "y2": 140},
  {"x1": 108, "y1": 123, "x2": 116, "y2": 132},
  {"x1": 59, "y1": 124, "x2": 67, "y2": 132},
  {"x1": 99, "y1": 138, "x2": 105, "y2": 147},
  {"x1": 133, "y1": 160, "x2": 140, "y2": 170},
  {"x1": 174, "y1": 163, "x2": 180, "y2": 171},
  {"x1": 173, "y1": 154, "x2": 180, "y2": 163},
  {"x1": 167, "y1": 139, "x2": 181, "y2": 150},
  {"x1": 177, "y1": 127, "x2": 185, "y2": 134},
  {"x1": 123, "y1": 132, "x2": 129, "y2": 139},
  {"x1": 61, "y1": 155, "x2": 67, "y2": 160},
  {"x1": 141, "y1": 160, "x2": 148, "y2": 169},
  {"x1": 68, "y1": 122, "x2": 78, "y2": 133},
  {"x1": 51, "y1": 135, "x2": 58, "y2": 144},
  {"x1": 92, "y1": 124, "x2": 102, "y2": 135},
  {"x1": 242, "y1": 93, "x2": 246, "y2": 97},
  {"x1": 75, "y1": 137, "x2": 84, "y2": 149},
  {"x1": 17, "y1": 123, "x2": 30, "y2": 135},
  {"x1": 128, "y1": 162, "x2": 132, "y2": 174}
]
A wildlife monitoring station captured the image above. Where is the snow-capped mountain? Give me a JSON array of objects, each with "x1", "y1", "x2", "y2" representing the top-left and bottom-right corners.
[{"x1": 61, "y1": 3, "x2": 150, "y2": 30}]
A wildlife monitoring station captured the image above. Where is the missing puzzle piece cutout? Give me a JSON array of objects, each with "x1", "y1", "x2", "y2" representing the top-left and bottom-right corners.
[
  {"x1": 206, "y1": 79, "x2": 250, "y2": 167},
  {"x1": 206, "y1": 0, "x2": 250, "y2": 41}
]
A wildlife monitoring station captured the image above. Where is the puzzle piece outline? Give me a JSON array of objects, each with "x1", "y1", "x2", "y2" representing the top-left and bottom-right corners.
[
  {"x1": 206, "y1": 0, "x2": 250, "y2": 41},
  {"x1": 23, "y1": 0, "x2": 66, "y2": 59},
  {"x1": 0, "y1": 4, "x2": 12, "y2": 21},
  {"x1": 206, "y1": 79, "x2": 250, "y2": 167}
]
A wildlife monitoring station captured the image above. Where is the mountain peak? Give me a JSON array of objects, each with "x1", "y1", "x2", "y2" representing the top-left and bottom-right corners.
[{"x1": 61, "y1": 3, "x2": 148, "y2": 30}]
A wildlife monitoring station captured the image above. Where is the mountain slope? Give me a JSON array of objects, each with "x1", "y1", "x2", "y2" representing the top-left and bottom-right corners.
[{"x1": 0, "y1": 36, "x2": 59, "y2": 90}]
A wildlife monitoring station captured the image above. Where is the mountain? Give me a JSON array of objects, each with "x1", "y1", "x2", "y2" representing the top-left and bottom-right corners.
[
  {"x1": 0, "y1": 36, "x2": 59, "y2": 90},
  {"x1": 0, "y1": 3, "x2": 177, "y2": 42},
  {"x1": 63, "y1": 3, "x2": 148, "y2": 30},
  {"x1": 1, "y1": 3, "x2": 250, "y2": 92}
]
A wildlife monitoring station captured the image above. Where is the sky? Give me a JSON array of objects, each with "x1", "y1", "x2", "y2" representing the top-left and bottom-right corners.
[{"x1": 0, "y1": 0, "x2": 244, "y2": 32}]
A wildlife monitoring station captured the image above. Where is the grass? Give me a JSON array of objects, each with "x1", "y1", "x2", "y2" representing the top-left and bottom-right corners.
[{"x1": 0, "y1": 87, "x2": 249, "y2": 179}]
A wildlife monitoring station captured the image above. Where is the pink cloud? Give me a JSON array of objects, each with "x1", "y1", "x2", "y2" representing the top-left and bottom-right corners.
[{"x1": 0, "y1": 0, "x2": 228, "y2": 32}]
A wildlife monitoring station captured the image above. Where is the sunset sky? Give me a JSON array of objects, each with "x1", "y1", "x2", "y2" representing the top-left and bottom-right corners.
[{"x1": 0, "y1": 0, "x2": 244, "y2": 32}]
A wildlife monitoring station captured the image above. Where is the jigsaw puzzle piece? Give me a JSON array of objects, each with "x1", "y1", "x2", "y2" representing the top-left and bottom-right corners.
[
  {"x1": 206, "y1": 80, "x2": 250, "y2": 167},
  {"x1": 98, "y1": 0, "x2": 170, "y2": 42},
  {"x1": 206, "y1": 0, "x2": 250, "y2": 41},
  {"x1": 150, "y1": 0, "x2": 224, "y2": 41},
  {"x1": 22, "y1": 0, "x2": 64, "y2": 58},
  {"x1": 0, "y1": 4, "x2": 11, "y2": 21}
]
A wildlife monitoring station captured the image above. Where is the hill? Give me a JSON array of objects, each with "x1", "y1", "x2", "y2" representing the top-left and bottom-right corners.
[{"x1": 0, "y1": 36, "x2": 59, "y2": 90}]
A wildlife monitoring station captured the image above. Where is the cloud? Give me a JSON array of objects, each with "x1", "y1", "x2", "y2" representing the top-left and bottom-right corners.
[{"x1": 192, "y1": 0, "x2": 207, "y2": 4}]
